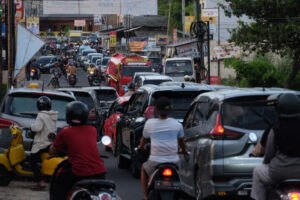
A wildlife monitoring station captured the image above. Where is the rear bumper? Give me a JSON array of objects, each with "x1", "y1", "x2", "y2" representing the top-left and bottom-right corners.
[{"x1": 212, "y1": 177, "x2": 253, "y2": 197}]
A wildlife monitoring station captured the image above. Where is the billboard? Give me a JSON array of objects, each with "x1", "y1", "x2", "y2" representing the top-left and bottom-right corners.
[
  {"x1": 156, "y1": 35, "x2": 168, "y2": 45},
  {"x1": 15, "y1": 0, "x2": 25, "y2": 23},
  {"x1": 94, "y1": 15, "x2": 103, "y2": 26},
  {"x1": 43, "y1": 0, "x2": 158, "y2": 16},
  {"x1": 202, "y1": 9, "x2": 218, "y2": 17},
  {"x1": 74, "y1": 20, "x2": 86, "y2": 27},
  {"x1": 185, "y1": 16, "x2": 195, "y2": 34},
  {"x1": 129, "y1": 37, "x2": 148, "y2": 52},
  {"x1": 213, "y1": 44, "x2": 241, "y2": 60},
  {"x1": 110, "y1": 32, "x2": 117, "y2": 47},
  {"x1": 26, "y1": 17, "x2": 39, "y2": 35}
]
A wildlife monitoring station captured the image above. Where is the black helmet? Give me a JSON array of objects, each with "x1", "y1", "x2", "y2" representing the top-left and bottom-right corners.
[
  {"x1": 155, "y1": 97, "x2": 171, "y2": 117},
  {"x1": 128, "y1": 82, "x2": 135, "y2": 90},
  {"x1": 277, "y1": 93, "x2": 300, "y2": 118},
  {"x1": 66, "y1": 101, "x2": 89, "y2": 126},
  {"x1": 37, "y1": 96, "x2": 51, "y2": 111}
]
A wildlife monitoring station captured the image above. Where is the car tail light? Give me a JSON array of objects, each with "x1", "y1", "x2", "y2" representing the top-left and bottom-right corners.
[
  {"x1": 162, "y1": 168, "x2": 173, "y2": 176},
  {"x1": 98, "y1": 193, "x2": 112, "y2": 200},
  {"x1": 0, "y1": 118, "x2": 20, "y2": 129},
  {"x1": 209, "y1": 114, "x2": 243, "y2": 139},
  {"x1": 31, "y1": 69, "x2": 36, "y2": 72},
  {"x1": 89, "y1": 109, "x2": 96, "y2": 120},
  {"x1": 290, "y1": 192, "x2": 300, "y2": 200},
  {"x1": 144, "y1": 106, "x2": 155, "y2": 119}
]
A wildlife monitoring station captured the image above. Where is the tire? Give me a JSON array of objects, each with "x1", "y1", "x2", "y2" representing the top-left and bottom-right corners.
[
  {"x1": 116, "y1": 136, "x2": 129, "y2": 169},
  {"x1": 0, "y1": 166, "x2": 13, "y2": 186}
]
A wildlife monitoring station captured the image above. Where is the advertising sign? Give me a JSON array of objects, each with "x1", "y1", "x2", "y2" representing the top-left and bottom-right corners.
[
  {"x1": 201, "y1": 16, "x2": 216, "y2": 35},
  {"x1": 173, "y1": 28, "x2": 177, "y2": 44},
  {"x1": 110, "y1": 32, "x2": 117, "y2": 47},
  {"x1": 213, "y1": 44, "x2": 240, "y2": 60},
  {"x1": 185, "y1": 16, "x2": 195, "y2": 34},
  {"x1": 129, "y1": 37, "x2": 148, "y2": 52},
  {"x1": 74, "y1": 20, "x2": 86, "y2": 27},
  {"x1": 15, "y1": 0, "x2": 25, "y2": 23},
  {"x1": 156, "y1": 35, "x2": 168, "y2": 45},
  {"x1": 202, "y1": 9, "x2": 218, "y2": 17},
  {"x1": 26, "y1": 17, "x2": 39, "y2": 35},
  {"x1": 94, "y1": 15, "x2": 103, "y2": 26}
]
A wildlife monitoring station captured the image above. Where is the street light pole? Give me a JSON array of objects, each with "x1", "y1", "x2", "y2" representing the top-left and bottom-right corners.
[
  {"x1": 7, "y1": 0, "x2": 13, "y2": 88},
  {"x1": 182, "y1": 0, "x2": 185, "y2": 37}
]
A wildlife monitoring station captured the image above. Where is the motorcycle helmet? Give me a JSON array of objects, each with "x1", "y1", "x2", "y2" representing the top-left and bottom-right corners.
[
  {"x1": 66, "y1": 101, "x2": 89, "y2": 126},
  {"x1": 128, "y1": 82, "x2": 135, "y2": 90},
  {"x1": 37, "y1": 96, "x2": 52, "y2": 111},
  {"x1": 155, "y1": 97, "x2": 172, "y2": 117},
  {"x1": 276, "y1": 93, "x2": 300, "y2": 118}
]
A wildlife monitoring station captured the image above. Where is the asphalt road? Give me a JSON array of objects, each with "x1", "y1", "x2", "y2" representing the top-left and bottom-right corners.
[{"x1": 0, "y1": 66, "x2": 143, "y2": 200}]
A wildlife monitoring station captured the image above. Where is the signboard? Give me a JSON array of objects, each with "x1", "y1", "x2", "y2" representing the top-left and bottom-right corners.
[
  {"x1": 129, "y1": 37, "x2": 148, "y2": 52},
  {"x1": 201, "y1": 16, "x2": 216, "y2": 35},
  {"x1": 26, "y1": 17, "x2": 39, "y2": 35},
  {"x1": 213, "y1": 45, "x2": 241, "y2": 60},
  {"x1": 43, "y1": 0, "x2": 157, "y2": 16},
  {"x1": 202, "y1": 9, "x2": 218, "y2": 17},
  {"x1": 110, "y1": 32, "x2": 117, "y2": 47},
  {"x1": 74, "y1": 20, "x2": 86, "y2": 27},
  {"x1": 185, "y1": 16, "x2": 195, "y2": 34},
  {"x1": 94, "y1": 15, "x2": 103, "y2": 26},
  {"x1": 173, "y1": 28, "x2": 177, "y2": 44},
  {"x1": 156, "y1": 35, "x2": 168, "y2": 45},
  {"x1": 15, "y1": 0, "x2": 25, "y2": 23}
]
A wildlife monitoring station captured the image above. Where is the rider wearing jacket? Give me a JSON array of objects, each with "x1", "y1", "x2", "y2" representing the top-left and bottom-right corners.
[
  {"x1": 138, "y1": 97, "x2": 186, "y2": 200},
  {"x1": 50, "y1": 101, "x2": 106, "y2": 200},
  {"x1": 251, "y1": 93, "x2": 300, "y2": 200}
]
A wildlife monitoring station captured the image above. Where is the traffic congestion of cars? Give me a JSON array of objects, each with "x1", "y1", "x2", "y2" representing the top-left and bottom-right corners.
[{"x1": 1, "y1": 32, "x2": 300, "y2": 200}]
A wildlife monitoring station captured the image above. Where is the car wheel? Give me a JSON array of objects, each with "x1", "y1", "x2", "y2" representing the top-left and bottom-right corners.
[
  {"x1": 195, "y1": 169, "x2": 203, "y2": 200},
  {"x1": 117, "y1": 136, "x2": 129, "y2": 169},
  {"x1": 0, "y1": 166, "x2": 13, "y2": 186}
]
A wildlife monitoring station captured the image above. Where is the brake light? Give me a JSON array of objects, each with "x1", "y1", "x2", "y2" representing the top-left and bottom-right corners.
[
  {"x1": 209, "y1": 114, "x2": 243, "y2": 139},
  {"x1": 31, "y1": 69, "x2": 36, "y2": 72},
  {"x1": 144, "y1": 106, "x2": 155, "y2": 119},
  {"x1": 290, "y1": 192, "x2": 300, "y2": 200},
  {"x1": 162, "y1": 168, "x2": 173, "y2": 176},
  {"x1": 99, "y1": 193, "x2": 112, "y2": 200},
  {"x1": 88, "y1": 109, "x2": 96, "y2": 120},
  {"x1": 0, "y1": 118, "x2": 20, "y2": 128}
]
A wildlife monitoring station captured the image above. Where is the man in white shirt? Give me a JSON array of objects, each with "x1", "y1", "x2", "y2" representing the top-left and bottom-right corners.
[{"x1": 138, "y1": 97, "x2": 186, "y2": 199}]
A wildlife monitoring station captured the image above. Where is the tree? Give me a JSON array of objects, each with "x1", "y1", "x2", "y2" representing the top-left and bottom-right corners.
[{"x1": 220, "y1": 0, "x2": 300, "y2": 88}]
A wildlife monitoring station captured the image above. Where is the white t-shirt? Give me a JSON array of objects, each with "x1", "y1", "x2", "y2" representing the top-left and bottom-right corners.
[{"x1": 143, "y1": 118, "x2": 184, "y2": 163}]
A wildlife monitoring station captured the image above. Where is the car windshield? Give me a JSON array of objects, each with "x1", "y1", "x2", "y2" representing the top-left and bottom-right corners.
[
  {"x1": 70, "y1": 37, "x2": 81, "y2": 42},
  {"x1": 73, "y1": 92, "x2": 94, "y2": 110},
  {"x1": 6, "y1": 93, "x2": 73, "y2": 120},
  {"x1": 83, "y1": 51, "x2": 96, "y2": 56},
  {"x1": 96, "y1": 90, "x2": 117, "y2": 101},
  {"x1": 37, "y1": 57, "x2": 52, "y2": 64},
  {"x1": 101, "y1": 58, "x2": 110, "y2": 66},
  {"x1": 152, "y1": 91, "x2": 202, "y2": 118},
  {"x1": 92, "y1": 57, "x2": 102, "y2": 63},
  {"x1": 222, "y1": 99, "x2": 277, "y2": 130},
  {"x1": 143, "y1": 79, "x2": 171, "y2": 85},
  {"x1": 165, "y1": 60, "x2": 193, "y2": 76},
  {"x1": 122, "y1": 66, "x2": 151, "y2": 77}
]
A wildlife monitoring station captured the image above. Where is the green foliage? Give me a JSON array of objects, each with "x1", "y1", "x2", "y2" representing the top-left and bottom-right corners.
[
  {"x1": 220, "y1": 0, "x2": 300, "y2": 88},
  {"x1": 224, "y1": 57, "x2": 281, "y2": 87},
  {"x1": 1, "y1": 84, "x2": 7, "y2": 102}
]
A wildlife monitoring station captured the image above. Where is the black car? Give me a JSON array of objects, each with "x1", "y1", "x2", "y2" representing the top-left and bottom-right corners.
[
  {"x1": 116, "y1": 83, "x2": 217, "y2": 177},
  {"x1": 179, "y1": 88, "x2": 299, "y2": 199},
  {"x1": 37, "y1": 56, "x2": 58, "y2": 73}
]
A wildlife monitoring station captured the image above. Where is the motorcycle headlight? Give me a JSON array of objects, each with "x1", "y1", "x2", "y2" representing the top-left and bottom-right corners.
[{"x1": 90, "y1": 71, "x2": 94, "y2": 74}]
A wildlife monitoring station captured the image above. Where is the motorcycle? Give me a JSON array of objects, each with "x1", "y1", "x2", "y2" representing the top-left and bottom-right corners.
[
  {"x1": 50, "y1": 136, "x2": 120, "y2": 200},
  {"x1": 0, "y1": 125, "x2": 66, "y2": 186},
  {"x1": 88, "y1": 70, "x2": 100, "y2": 86},
  {"x1": 68, "y1": 74, "x2": 77, "y2": 87},
  {"x1": 50, "y1": 71, "x2": 60, "y2": 88},
  {"x1": 267, "y1": 179, "x2": 300, "y2": 200},
  {"x1": 30, "y1": 67, "x2": 40, "y2": 80}
]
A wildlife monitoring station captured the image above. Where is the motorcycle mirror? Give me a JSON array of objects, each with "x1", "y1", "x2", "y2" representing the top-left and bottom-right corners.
[{"x1": 101, "y1": 136, "x2": 111, "y2": 146}]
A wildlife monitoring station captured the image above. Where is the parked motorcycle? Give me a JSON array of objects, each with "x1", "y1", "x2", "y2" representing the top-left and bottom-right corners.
[
  {"x1": 49, "y1": 136, "x2": 120, "y2": 200},
  {"x1": 68, "y1": 74, "x2": 77, "y2": 87},
  {"x1": 30, "y1": 67, "x2": 40, "y2": 80},
  {"x1": 0, "y1": 125, "x2": 66, "y2": 186}
]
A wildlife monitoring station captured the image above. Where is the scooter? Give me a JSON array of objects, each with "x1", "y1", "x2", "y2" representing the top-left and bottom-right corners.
[
  {"x1": 88, "y1": 70, "x2": 100, "y2": 86},
  {"x1": 30, "y1": 67, "x2": 40, "y2": 80},
  {"x1": 267, "y1": 179, "x2": 300, "y2": 200},
  {"x1": 50, "y1": 136, "x2": 121, "y2": 200},
  {"x1": 0, "y1": 125, "x2": 66, "y2": 186},
  {"x1": 68, "y1": 74, "x2": 77, "y2": 87},
  {"x1": 50, "y1": 71, "x2": 60, "y2": 88}
]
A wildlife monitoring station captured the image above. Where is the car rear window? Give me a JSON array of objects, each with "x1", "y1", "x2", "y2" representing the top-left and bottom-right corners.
[
  {"x1": 222, "y1": 96, "x2": 277, "y2": 130},
  {"x1": 73, "y1": 92, "x2": 94, "y2": 110},
  {"x1": 143, "y1": 79, "x2": 171, "y2": 85},
  {"x1": 5, "y1": 93, "x2": 73, "y2": 120},
  {"x1": 96, "y1": 90, "x2": 117, "y2": 101}
]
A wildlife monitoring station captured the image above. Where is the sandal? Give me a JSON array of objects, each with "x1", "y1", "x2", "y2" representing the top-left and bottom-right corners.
[{"x1": 31, "y1": 184, "x2": 46, "y2": 191}]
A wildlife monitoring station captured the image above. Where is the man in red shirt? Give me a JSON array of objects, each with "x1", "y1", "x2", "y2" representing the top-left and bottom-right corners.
[{"x1": 50, "y1": 101, "x2": 106, "y2": 200}]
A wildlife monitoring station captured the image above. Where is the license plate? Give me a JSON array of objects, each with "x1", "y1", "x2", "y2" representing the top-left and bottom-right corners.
[
  {"x1": 237, "y1": 190, "x2": 248, "y2": 196},
  {"x1": 154, "y1": 181, "x2": 181, "y2": 190}
]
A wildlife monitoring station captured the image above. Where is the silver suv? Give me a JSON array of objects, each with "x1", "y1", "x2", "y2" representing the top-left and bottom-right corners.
[
  {"x1": 179, "y1": 88, "x2": 299, "y2": 199},
  {"x1": 0, "y1": 88, "x2": 75, "y2": 153}
]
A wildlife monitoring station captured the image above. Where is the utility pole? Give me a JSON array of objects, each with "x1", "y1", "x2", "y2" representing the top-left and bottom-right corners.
[
  {"x1": 0, "y1": 0, "x2": 3, "y2": 100},
  {"x1": 167, "y1": 0, "x2": 171, "y2": 37},
  {"x1": 182, "y1": 0, "x2": 185, "y2": 37},
  {"x1": 194, "y1": 0, "x2": 201, "y2": 21},
  {"x1": 217, "y1": 6, "x2": 220, "y2": 76},
  {"x1": 7, "y1": 0, "x2": 15, "y2": 88}
]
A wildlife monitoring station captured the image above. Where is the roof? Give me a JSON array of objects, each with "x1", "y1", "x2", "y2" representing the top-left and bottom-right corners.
[
  {"x1": 141, "y1": 75, "x2": 173, "y2": 81},
  {"x1": 82, "y1": 86, "x2": 116, "y2": 91},
  {"x1": 166, "y1": 57, "x2": 193, "y2": 61},
  {"x1": 9, "y1": 88, "x2": 75, "y2": 99},
  {"x1": 193, "y1": 87, "x2": 299, "y2": 103},
  {"x1": 56, "y1": 88, "x2": 90, "y2": 93},
  {"x1": 132, "y1": 16, "x2": 167, "y2": 28}
]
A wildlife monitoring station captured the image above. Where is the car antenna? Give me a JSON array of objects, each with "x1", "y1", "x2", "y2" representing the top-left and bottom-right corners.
[{"x1": 181, "y1": 83, "x2": 185, "y2": 88}]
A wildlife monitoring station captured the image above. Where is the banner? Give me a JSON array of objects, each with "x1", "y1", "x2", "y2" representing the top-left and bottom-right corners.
[
  {"x1": 74, "y1": 20, "x2": 86, "y2": 27},
  {"x1": 201, "y1": 16, "x2": 216, "y2": 35},
  {"x1": 15, "y1": 0, "x2": 25, "y2": 23},
  {"x1": 43, "y1": 0, "x2": 157, "y2": 16},
  {"x1": 110, "y1": 32, "x2": 117, "y2": 47},
  {"x1": 129, "y1": 37, "x2": 148, "y2": 52},
  {"x1": 202, "y1": 9, "x2": 218, "y2": 17},
  {"x1": 26, "y1": 17, "x2": 39, "y2": 35},
  {"x1": 213, "y1": 45, "x2": 241, "y2": 60},
  {"x1": 15, "y1": 24, "x2": 45, "y2": 77},
  {"x1": 156, "y1": 35, "x2": 168, "y2": 45},
  {"x1": 173, "y1": 28, "x2": 177, "y2": 44},
  {"x1": 185, "y1": 16, "x2": 195, "y2": 34},
  {"x1": 94, "y1": 15, "x2": 103, "y2": 26}
]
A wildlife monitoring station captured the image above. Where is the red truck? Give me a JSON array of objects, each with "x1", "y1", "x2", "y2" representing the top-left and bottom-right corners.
[{"x1": 106, "y1": 53, "x2": 152, "y2": 96}]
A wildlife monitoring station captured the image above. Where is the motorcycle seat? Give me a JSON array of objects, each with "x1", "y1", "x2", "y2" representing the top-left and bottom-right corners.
[
  {"x1": 73, "y1": 179, "x2": 116, "y2": 190},
  {"x1": 156, "y1": 163, "x2": 178, "y2": 170},
  {"x1": 276, "y1": 179, "x2": 300, "y2": 188}
]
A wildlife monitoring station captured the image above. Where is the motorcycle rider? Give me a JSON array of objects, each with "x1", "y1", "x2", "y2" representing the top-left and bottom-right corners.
[
  {"x1": 123, "y1": 82, "x2": 135, "y2": 97},
  {"x1": 87, "y1": 63, "x2": 97, "y2": 74},
  {"x1": 30, "y1": 96, "x2": 58, "y2": 190},
  {"x1": 66, "y1": 61, "x2": 77, "y2": 80},
  {"x1": 49, "y1": 101, "x2": 107, "y2": 200},
  {"x1": 138, "y1": 97, "x2": 187, "y2": 200},
  {"x1": 48, "y1": 63, "x2": 62, "y2": 87},
  {"x1": 251, "y1": 93, "x2": 300, "y2": 200}
]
